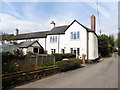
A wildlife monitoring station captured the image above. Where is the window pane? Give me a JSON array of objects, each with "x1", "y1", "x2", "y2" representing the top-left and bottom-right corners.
[
  {"x1": 50, "y1": 36, "x2": 52, "y2": 42},
  {"x1": 77, "y1": 32, "x2": 80, "y2": 39},
  {"x1": 33, "y1": 48, "x2": 38, "y2": 53},
  {"x1": 54, "y1": 49, "x2": 56, "y2": 53},
  {"x1": 77, "y1": 48, "x2": 80, "y2": 55},
  {"x1": 55, "y1": 36, "x2": 57, "y2": 42},
  {"x1": 74, "y1": 32, "x2": 76, "y2": 39},
  {"x1": 74, "y1": 50, "x2": 76, "y2": 54},
  {"x1": 71, "y1": 32, "x2": 73, "y2": 39},
  {"x1": 70, "y1": 48, "x2": 73, "y2": 53}
]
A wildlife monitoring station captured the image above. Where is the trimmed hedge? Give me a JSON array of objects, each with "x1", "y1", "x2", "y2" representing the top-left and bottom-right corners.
[
  {"x1": 58, "y1": 58, "x2": 82, "y2": 72},
  {"x1": 52, "y1": 53, "x2": 76, "y2": 61}
]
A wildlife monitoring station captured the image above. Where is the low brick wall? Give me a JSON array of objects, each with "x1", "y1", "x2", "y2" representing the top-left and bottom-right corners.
[{"x1": 2, "y1": 65, "x2": 59, "y2": 89}]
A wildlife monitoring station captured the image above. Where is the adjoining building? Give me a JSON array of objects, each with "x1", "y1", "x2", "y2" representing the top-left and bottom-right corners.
[{"x1": 1, "y1": 15, "x2": 98, "y2": 60}]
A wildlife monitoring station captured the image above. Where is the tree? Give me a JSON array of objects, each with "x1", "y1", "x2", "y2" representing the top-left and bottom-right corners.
[
  {"x1": 108, "y1": 35, "x2": 115, "y2": 53},
  {"x1": 118, "y1": 31, "x2": 120, "y2": 56},
  {"x1": 98, "y1": 34, "x2": 110, "y2": 57}
]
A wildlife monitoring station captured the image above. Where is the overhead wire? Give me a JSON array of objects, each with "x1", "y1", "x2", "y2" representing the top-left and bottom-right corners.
[{"x1": 96, "y1": 0, "x2": 101, "y2": 35}]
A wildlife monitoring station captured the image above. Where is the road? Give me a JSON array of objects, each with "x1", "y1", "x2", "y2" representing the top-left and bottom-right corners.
[{"x1": 15, "y1": 53, "x2": 118, "y2": 88}]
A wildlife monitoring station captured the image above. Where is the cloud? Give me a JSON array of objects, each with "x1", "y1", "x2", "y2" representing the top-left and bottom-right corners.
[
  {"x1": 0, "y1": 2, "x2": 118, "y2": 39},
  {"x1": 1, "y1": 2, "x2": 24, "y2": 19},
  {"x1": 0, "y1": 13, "x2": 74, "y2": 34}
]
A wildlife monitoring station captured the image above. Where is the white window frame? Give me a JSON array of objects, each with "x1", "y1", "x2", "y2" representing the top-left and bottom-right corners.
[{"x1": 70, "y1": 31, "x2": 80, "y2": 40}]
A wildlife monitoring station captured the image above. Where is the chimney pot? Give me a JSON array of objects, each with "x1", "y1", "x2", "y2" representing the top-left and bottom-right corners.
[
  {"x1": 14, "y1": 28, "x2": 19, "y2": 36},
  {"x1": 50, "y1": 21, "x2": 55, "y2": 29},
  {"x1": 91, "y1": 15, "x2": 96, "y2": 31}
]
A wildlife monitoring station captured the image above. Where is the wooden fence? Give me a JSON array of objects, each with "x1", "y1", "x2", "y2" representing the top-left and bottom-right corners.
[{"x1": 9, "y1": 55, "x2": 55, "y2": 71}]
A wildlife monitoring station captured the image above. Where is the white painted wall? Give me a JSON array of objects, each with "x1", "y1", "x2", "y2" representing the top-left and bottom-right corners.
[
  {"x1": 46, "y1": 35, "x2": 59, "y2": 54},
  {"x1": 17, "y1": 40, "x2": 26, "y2": 43},
  {"x1": 9, "y1": 20, "x2": 98, "y2": 60},
  {"x1": 17, "y1": 38, "x2": 46, "y2": 49},
  {"x1": 46, "y1": 21, "x2": 88, "y2": 59},
  {"x1": 22, "y1": 48, "x2": 27, "y2": 55},
  {"x1": 63, "y1": 21, "x2": 87, "y2": 59},
  {"x1": 88, "y1": 32, "x2": 98, "y2": 60}
]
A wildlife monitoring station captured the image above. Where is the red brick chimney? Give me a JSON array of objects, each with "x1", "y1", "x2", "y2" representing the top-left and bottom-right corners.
[{"x1": 91, "y1": 15, "x2": 96, "y2": 31}]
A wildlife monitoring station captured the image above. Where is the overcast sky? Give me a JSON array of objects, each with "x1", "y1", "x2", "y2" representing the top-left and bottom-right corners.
[{"x1": 0, "y1": 0, "x2": 118, "y2": 38}]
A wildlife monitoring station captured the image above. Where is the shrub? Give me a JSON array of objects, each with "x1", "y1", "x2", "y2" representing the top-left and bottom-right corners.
[
  {"x1": 52, "y1": 53, "x2": 76, "y2": 61},
  {"x1": 85, "y1": 60, "x2": 93, "y2": 64},
  {"x1": 26, "y1": 51, "x2": 38, "y2": 56},
  {"x1": 2, "y1": 52, "x2": 25, "y2": 74},
  {"x1": 58, "y1": 58, "x2": 82, "y2": 72},
  {"x1": 13, "y1": 49, "x2": 24, "y2": 55}
]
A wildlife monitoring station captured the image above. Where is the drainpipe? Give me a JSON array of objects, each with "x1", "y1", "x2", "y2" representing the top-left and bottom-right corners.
[
  {"x1": 87, "y1": 31, "x2": 89, "y2": 60},
  {"x1": 58, "y1": 35, "x2": 60, "y2": 53},
  {"x1": 45, "y1": 38, "x2": 46, "y2": 50}
]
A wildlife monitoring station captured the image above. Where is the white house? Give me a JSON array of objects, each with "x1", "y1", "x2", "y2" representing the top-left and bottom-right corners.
[
  {"x1": 2, "y1": 15, "x2": 98, "y2": 60},
  {"x1": 0, "y1": 41, "x2": 44, "y2": 54}
]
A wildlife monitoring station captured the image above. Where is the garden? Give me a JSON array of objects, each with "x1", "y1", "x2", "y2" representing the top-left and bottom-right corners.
[{"x1": 2, "y1": 50, "x2": 93, "y2": 89}]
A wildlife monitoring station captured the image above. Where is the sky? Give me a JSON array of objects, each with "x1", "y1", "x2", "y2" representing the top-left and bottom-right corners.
[{"x1": 0, "y1": 1, "x2": 118, "y2": 38}]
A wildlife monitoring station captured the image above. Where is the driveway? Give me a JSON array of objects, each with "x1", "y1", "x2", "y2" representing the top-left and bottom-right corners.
[{"x1": 15, "y1": 53, "x2": 118, "y2": 88}]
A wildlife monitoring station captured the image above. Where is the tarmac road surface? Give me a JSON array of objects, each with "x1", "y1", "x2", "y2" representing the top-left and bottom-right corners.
[{"x1": 15, "y1": 53, "x2": 118, "y2": 88}]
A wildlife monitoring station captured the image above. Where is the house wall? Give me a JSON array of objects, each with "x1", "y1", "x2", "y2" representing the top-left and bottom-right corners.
[
  {"x1": 46, "y1": 21, "x2": 88, "y2": 59},
  {"x1": 17, "y1": 40, "x2": 26, "y2": 43},
  {"x1": 64, "y1": 21, "x2": 87, "y2": 59},
  {"x1": 10, "y1": 21, "x2": 98, "y2": 60},
  {"x1": 17, "y1": 38, "x2": 46, "y2": 49},
  {"x1": 46, "y1": 35, "x2": 59, "y2": 54},
  {"x1": 88, "y1": 32, "x2": 98, "y2": 60}
]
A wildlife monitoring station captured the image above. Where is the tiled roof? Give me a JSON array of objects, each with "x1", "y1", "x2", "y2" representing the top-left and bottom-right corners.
[
  {"x1": 3, "y1": 20, "x2": 98, "y2": 40},
  {"x1": 11, "y1": 31, "x2": 49, "y2": 40},
  {"x1": 47, "y1": 25, "x2": 69, "y2": 35},
  {"x1": 18, "y1": 41, "x2": 42, "y2": 48}
]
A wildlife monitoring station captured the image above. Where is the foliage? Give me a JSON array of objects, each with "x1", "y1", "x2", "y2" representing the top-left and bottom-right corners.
[
  {"x1": 2, "y1": 52, "x2": 25, "y2": 74},
  {"x1": 118, "y1": 31, "x2": 120, "y2": 56},
  {"x1": 26, "y1": 51, "x2": 39, "y2": 56},
  {"x1": 39, "y1": 61, "x2": 61, "y2": 67},
  {"x1": 98, "y1": 34, "x2": 115, "y2": 57},
  {"x1": 58, "y1": 58, "x2": 82, "y2": 72},
  {"x1": 13, "y1": 49, "x2": 24, "y2": 55},
  {"x1": 108, "y1": 35, "x2": 116, "y2": 53},
  {"x1": 44, "y1": 50, "x2": 47, "y2": 54},
  {"x1": 2, "y1": 65, "x2": 59, "y2": 90},
  {"x1": 52, "y1": 53, "x2": 76, "y2": 61},
  {"x1": 85, "y1": 60, "x2": 93, "y2": 64}
]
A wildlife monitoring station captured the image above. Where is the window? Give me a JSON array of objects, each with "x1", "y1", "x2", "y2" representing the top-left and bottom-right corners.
[
  {"x1": 61, "y1": 49, "x2": 65, "y2": 53},
  {"x1": 71, "y1": 32, "x2": 73, "y2": 39},
  {"x1": 39, "y1": 48, "x2": 44, "y2": 54},
  {"x1": 70, "y1": 48, "x2": 80, "y2": 56},
  {"x1": 50, "y1": 36, "x2": 57, "y2": 43},
  {"x1": 70, "y1": 48, "x2": 73, "y2": 53},
  {"x1": 70, "y1": 31, "x2": 80, "y2": 40},
  {"x1": 77, "y1": 48, "x2": 80, "y2": 55},
  {"x1": 74, "y1": 32, "x2": 76, "y2": 39},
  {"x1": 51, "y1": 49, "x2": 56, "y2": 54},
  {"x1": 33, "y1": 48, "x2": 38, "y2": 53},
  {"x1": 77, "y1": 32, "x2": 80, "y2": 39}
]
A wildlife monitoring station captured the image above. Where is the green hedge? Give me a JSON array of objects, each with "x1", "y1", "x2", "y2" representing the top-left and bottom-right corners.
[
  {"x1": 58, "y1": 58, "x2": 82, "y2": 72},
  {"x1": 52, "y1": 53, "x2": 76, "y2": 61}
]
